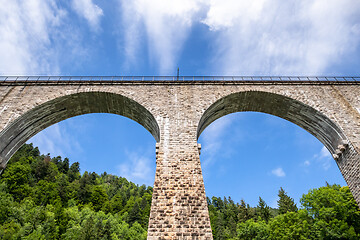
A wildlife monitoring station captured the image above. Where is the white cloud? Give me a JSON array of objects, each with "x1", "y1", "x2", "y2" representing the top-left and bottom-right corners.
[
  {"x1": 118, "y1": 0, "x2": 143, "y2": 68},
  {"x1": 271, "y1": 167, "x2": 286, "y2": 177},
  {"x1": 117, "y1": 149, "x2": 155, "y2": 186},
  {"x1": 27, "y1": 122, "x2": 83, "y2": 158},
  {"x1": 200, "y1": 115, "x2": 234, "y2": 167},
  {"x1": 202, "y1": 0, "x2": 360, "y2": 75},
  {"x1": 0, "y1": 1, "x2": 91, "y2": 75},
  {"x1": 72, "y1": 0, "x2": 103, "y2": 31},
  {"x1": 118, "y1": 0, "x2": 360, "y2": 75},
  {"x1": 0, "y1": 0, "x2": 66, "y2": 74},
  {"x1": 313, "y1": 146, "x2": 332, "y2": 170},
  {"x1": 120, "y1": 0, "x2": 206, "y2": 74},
  {"x1": 2, "y1": 1, "x2": 358, "y2": 76},
  {"x1": 202, "y1": 115, "x2": 234, "y2": 145},
  {"x1": 303, "y1": 146, "x2": 332, "y2": 171},
  {"x1": 319, "y1": 146, "x2": 331, "y2": 159},
  {"x1": 202, "y1": 0, "x2": 266, "y2": 31}
]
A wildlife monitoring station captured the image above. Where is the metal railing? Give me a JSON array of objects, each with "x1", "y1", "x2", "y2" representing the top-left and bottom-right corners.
[{"x1": 0, "y1": 76, "x2": 359, "y2": 83}]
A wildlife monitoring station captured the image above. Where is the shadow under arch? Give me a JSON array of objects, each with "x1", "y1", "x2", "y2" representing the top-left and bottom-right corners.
[
  {"x1": 197, "y1": 91, "x2": 346, "y2": 156},
  {"x1": 0, "y1": 91, "x2": 160, "y2": 168}
]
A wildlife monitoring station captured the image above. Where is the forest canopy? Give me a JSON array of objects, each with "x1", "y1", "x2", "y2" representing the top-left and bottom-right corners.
[{"x1": 1, "y1": 144, "x2": 359, "y2": 239}]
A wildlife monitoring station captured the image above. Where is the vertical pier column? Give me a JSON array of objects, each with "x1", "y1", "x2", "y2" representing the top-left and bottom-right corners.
[
  {"x1": 147, "y1": 117, "x2": 213, "y2": 239},
  {"x1": 336, "y1": 142, "x2": 360, "y2": 206}
]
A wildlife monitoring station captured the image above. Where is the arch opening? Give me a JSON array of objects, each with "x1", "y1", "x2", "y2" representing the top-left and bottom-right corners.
[
  {"x1": 197, "y1": 90, "x2": 360, "y2": 207},
  {"x1": 198, "y1": 111, "x2": 347, "y2": 207},
  {"x1": 198, "y1": 110, "x2": 357, "y2": 240},
  {"x1": 0, "y1": 91, "x2": 160, "y2": 169},
  {"x1": 29, "y1": 112, "x2": 157, "y2": 185},
  {"x1": 197, "y1": 91, "x2": 347, "y2": 156}
]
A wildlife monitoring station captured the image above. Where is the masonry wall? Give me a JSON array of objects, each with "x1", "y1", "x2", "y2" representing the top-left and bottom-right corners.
[{"x1": 0, "y1": 81, "x2": 359, "y2": 239}]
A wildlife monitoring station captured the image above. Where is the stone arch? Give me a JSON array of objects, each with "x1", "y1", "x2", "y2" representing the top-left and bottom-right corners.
[
  {"x1": 197, "y1": 90, "x2": 348, "y2": 160},
  {"x1": 197, "y1": 90, "x2": 360, "y2": 206},
  {"x1": 0, "y1": 91, "x2": 160, "y2": 169}
]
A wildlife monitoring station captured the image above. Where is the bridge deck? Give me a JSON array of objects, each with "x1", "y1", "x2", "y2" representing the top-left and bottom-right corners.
[{"x1": 0, "y1": 76, "x2": 359, "y2": 85}]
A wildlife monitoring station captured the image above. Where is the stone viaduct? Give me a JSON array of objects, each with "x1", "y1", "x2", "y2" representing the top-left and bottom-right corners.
[{"x1": 0, "y1": 76, "x2": 359, "y2": 239}]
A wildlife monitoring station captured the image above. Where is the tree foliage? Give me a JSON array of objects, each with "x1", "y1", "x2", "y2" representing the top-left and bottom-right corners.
[
  {"x1": 0, "y1": 144, "x2": 151, "y2": 239},
  {"x1": 208, "y1": 186, "x2": 360, "y2": 239},
  {"x1": 256, "y1": 197, "x2": 271, "y2": 223},
  {"x1": 277, "y1": 187, "x2": 298, "y2": 214},
  {"x1": 1, "y1": 144, "x2": 360, "y2": 239}
]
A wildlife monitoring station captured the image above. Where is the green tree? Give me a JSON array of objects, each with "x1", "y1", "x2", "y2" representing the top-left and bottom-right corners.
[
  {"x1": 78, "y1": 171, "x2": 93, "y2": 203},
  {"x1": 128, "y1": 201, "x2": 141, "y2": 225},
  {"x1": 81, "y1": 215, "x2": 97, "y2": 240},
  {"x1": 128, "y1": 221, "x2": 147, "y2": 240},
  {"x1": 0, "y1": 220, "x2": 21, "y2": 239},
  {"x1": 277, "y1": 187, "x2": 298, "y2": 214},
  {"x1": 42, "y1": 205, "x2": 60, "y2": 239},
  {"x1": 0, "y1": 144, "x2": 156, "y2": 239},
  {"x1": 90, "y1": 185, "x2": 109, "y2": 211},
  {"x1": 68, "y1": 162, "x2": 80, "y2": 182},
  {"x1": 56, "y1": 173, "x2": 70, "y2": 204},
  {"x1": 213, "y1": 211, "x2": 225, "y2": 240},
  {"x1": 0, "y1": 183, "x2": 15, "y2": 224},
  {"x1": 1, "y1": 160, "x2": 31, "y2": 201},
  {"x1": 257, "y1": 197, "x2": 271, "y2": 223},
  {"x1": 301, "y1": 184, "x2": 360, "y2": 238},
  {"x1": 237, "y1": 219, "x2": 269, "y2": 240},
  {"x1": 268, "y1": 210, "x2": 313, "y2": 239},
  {"x1": 238, "y1": 199, "x2": 252, "y2": 223},
  {"x1": 110, "y1": 193, "x2": 124, "y2": 214},
  {"x1": 33, "y1": 180, "x2": 58, "y2": 206},
  {"x1": 139, "y1": 194, "x2": 151, "y2": 228}
]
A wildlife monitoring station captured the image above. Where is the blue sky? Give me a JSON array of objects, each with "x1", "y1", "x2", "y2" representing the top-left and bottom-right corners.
[{"x1": 1, "y1": 0, "x2": 360, "y2": 207}]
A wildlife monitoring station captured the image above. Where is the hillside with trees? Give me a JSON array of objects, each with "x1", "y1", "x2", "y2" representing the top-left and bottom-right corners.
[
  {"x1": 0, "y1": 144, "x2": 151, "y2": 239},
  {"x1": 1, "y1": 144, "x2": 360, "y2": 239},
  {"x1": 208, "y1": 184, "x2": 360, "y2": 239}
]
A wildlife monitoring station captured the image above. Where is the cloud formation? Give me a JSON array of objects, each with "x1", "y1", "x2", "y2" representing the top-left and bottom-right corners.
[
  {"x1": 302, "y1": 146, "x2": 332, "y2": 171},
  {"x1": 120, "y1": 0, "x2": 205, "y2": 74},
  {"x1": 202, "y1": 0, "x2": 360, "y2": 75},
  {"x1": 2, "y1": 1, "x2": 359, "y2": 76},
  {"x1": 119, "y1": 0, "x2": 360, "y2": 75},
  {"x1": 271, "y1": 167, "x2": 286, "y2": 177},
  {"x1": 28, "y1": 122, "x2": 82, "y2": 158},
  {"x1": 71, "y1": 0, "x2": 103, "y2": 31},
  {"x1": 200, "y1": 115, "x2": 234, "y2": 168},
  {"x1": 117, "y1": 148, "x2": 155, "y2": 186},
  {"x1": 0, "y1": 0, "x2": 65, "y2": 74},
  {"x1": 314, "y1": 146, "x2": 332, "y2": 170}
]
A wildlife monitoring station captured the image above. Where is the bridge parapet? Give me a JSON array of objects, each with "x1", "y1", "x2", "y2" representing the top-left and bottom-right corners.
[{"x1": 0, "y1": 75, "x2": 359, "y2": 84}]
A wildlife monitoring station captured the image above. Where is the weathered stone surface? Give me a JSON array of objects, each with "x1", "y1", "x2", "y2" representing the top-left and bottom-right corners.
[{"x1": 0, "y1": 80, "x2": 360, "y2": 239}]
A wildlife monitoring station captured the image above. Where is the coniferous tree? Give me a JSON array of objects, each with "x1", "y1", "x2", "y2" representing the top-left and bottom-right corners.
[
  {"x1": 68, "y1": 162, "x2": 80, "y2": 182},
  {"x1": 257, "y1": 197, "x2": 271, "y2": 223},
  {"x1": 59, "y1": 157, "x2": 70, "y2": 174},
  {"x1": 128, "y1": 201, "x2": 141, "y2": 225},
  {"x1": 238, "y1": 199, "x2": 251, "y2": 222},
  {"x1": 214, "y1": 212, "x2": 225, "y2": 240},
  {"x1": 277, "y1": 187, "x2": 298, "y2": 214},
  {"x1": 0, "y1": 143, "x2": 151, "y2": 239}
]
